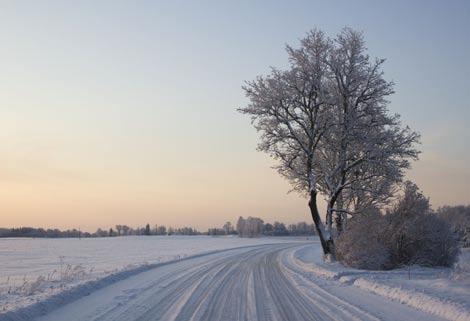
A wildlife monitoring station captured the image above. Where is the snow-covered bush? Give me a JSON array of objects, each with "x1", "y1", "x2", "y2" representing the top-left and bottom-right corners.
[
  {"x1": 383, "y1": 182, "x2": 460, "y2": 268},
  {"x1": 452, "y1": 249, "x2": 470, "y2": 280},
  {"x1": 436, "y1": 205, "x2": 470, "y2": 247},
  {"x1": 337, "y1": 182, "x2": 460, "y2": 270},
  {"x1": 336, "y1": 208, "x2": 391, "y2": 269}
]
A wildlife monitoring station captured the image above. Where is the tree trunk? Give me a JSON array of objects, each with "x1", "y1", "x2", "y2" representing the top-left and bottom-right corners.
[
  {"x1": 335, "y1": 194, "x2": 344, "y2": 235},
  {"x1": 334, "y1": 213, "x2": 343, "y2": 234},
  {"x1": 308, "y1": 189, "x2": 333, "y2": 255},
  {"x1": 326, "y1": 202, "x2": 334, "y2": 234},
  {"x1": 326, "y1": 208, "x2": 332, "y2": 232},
  {"x1": 324, "y1": 202, "x2": 336, "y2": 259}
]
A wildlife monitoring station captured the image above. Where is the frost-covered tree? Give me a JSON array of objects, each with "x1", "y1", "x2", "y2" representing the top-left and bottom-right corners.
[
  {"x1": 273, "y1": 222, "x2": 289, "y2": 236},
  {"x1": 263, "y1": 223, "x2": 274, "y2": 236},
  {"x1": 239, "y1": 29, "x2": 334, "y2": 253},
  {"x1": 239, "y1": 28, "x2": 419, "y2": 256},
  {"x1": 223, "y1": 222, "x2": 234, "y2": 235},
  {"x1": 236, "y1": 216, "x2": 246, "y2": 236},
  {"x1": 316, "y1": 28, "x2": 420, "y2": 237},
  {"x1": 122, "y1": 225, "x2": 130, "y2": 236},
  {"x1": 145, "y1": 224, "x2": 151, "y2": 236},
  {"x1": 155, "y1": 225, "x2": 167, "y2": 235},
  {"x1": 236, "y1": 216, "x2": 264, "y2": 237}
]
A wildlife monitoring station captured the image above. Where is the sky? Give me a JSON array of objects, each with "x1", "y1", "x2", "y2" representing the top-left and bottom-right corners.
[{"x1": 0, "y1": 0, "x2": 469, "y2": 231}]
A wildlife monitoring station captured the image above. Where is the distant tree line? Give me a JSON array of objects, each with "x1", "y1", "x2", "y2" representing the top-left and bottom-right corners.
[
  {"x1": 0, "y1": 227, "x2": 89, "y2": 238},
  {"x1": 0, "y1": 224, "x2": 201, "y2": 238},
  {"x1": 207, "y1": 221, "x2": 237, "y2": 236},
  {"x1": 235, "y1": 216, "x2": 316, "y2": 238},
  {"x1": 1, "y1": 218, "x2": 318, "y2": 239},
  {"x1": 107, "y1": 224, "x2": 201, "y2": 237}
]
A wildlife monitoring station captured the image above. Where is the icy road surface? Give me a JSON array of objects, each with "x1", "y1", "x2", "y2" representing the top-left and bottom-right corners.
[{"x1": 27, "y1": 243, "x2": 444, "y2": 321}]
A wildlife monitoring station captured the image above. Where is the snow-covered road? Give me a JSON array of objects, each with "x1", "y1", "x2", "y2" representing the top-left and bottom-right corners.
[{"x1": 13, "y1": 243, "x2": 446, "y2": 321}]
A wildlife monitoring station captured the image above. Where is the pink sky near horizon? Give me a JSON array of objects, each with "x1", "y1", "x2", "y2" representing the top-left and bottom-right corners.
[{"x1": 1, "y1": 1, "x2": 469, "y2": 232}]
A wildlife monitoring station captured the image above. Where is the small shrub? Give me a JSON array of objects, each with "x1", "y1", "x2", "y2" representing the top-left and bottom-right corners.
[
  {"x1": 410, "y1": 213, "x2": 460, "y2": 266},
  {"x1": 336, "y1": 182, "x2": 460, "y2": 270},
  {"x1": 336, "y1": 208, "x2": 391, "y2": 270},
  {"x1": 26, "y1": 276, "x2": 46, "y2": 295},
  {"x1": 383, "y1": 182, "x2": 460, "y2": 268},
  {"x1": 436, "y1": 205, "x2": 470, "y2": 248}
]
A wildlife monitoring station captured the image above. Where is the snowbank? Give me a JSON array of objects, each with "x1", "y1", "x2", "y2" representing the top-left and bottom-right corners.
[
  {"x1": 293, "y1": 243, "x2": 470, "y2": 321},
  {"x1": 353, "y1": 278, "x2": 470, "y2": 321}
]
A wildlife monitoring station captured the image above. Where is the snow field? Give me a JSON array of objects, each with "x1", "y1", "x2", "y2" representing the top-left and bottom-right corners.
[{"x1": 0, "y1": 235, "x2": 305, "y2": 315}]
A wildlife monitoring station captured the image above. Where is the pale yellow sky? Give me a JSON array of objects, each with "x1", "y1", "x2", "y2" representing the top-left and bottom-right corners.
[{"x1": 1, "y1": 1, "x2": 469, "y2": 232}]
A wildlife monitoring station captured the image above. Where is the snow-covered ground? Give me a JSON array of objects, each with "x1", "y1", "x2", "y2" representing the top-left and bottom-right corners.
[
  {"x1": 0, "y1": 235, "x2": 306, "y2": 314},
  {"x1": 294, "y1": 244, "x2": 470, "y2": 321},
  {"x1": 1, "y1": 236, "x2": 468, "y2": 321},
  {"x1": 0, "y1": 241, "x2": 451, "y2": 321}
]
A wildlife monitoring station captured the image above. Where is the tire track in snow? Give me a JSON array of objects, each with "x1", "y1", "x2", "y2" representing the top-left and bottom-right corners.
[{"x1": 30, "y1": 243, "x2": 447, "y2": 321}]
